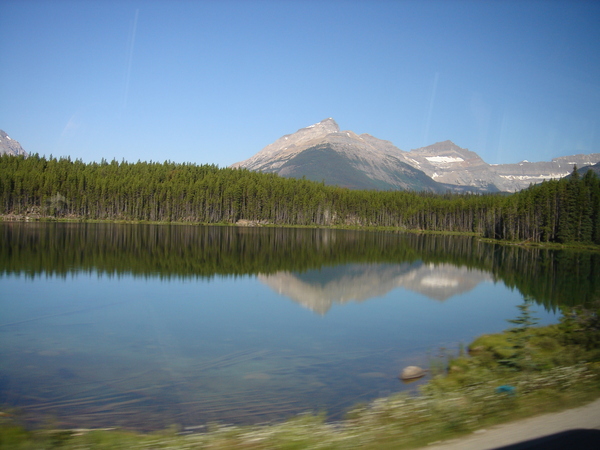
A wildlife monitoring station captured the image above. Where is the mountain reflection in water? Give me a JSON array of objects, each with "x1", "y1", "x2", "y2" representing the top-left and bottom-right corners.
[
  {"x1": 2, "y1": 222, "x2": 597, "y2": 309},
  {"x1": 261, "y1": 263, "x2": 492, "y2": 314},
  {"x1": 0, "y1": 223, "x2": 598, "y2": 431}
]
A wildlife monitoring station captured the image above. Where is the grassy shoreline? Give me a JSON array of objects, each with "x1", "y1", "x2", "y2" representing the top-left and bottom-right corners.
[
  {"x1": 3, "y1": 370, "x2": 598, "y2": 450},
  {"x1": 2, "y1": 302, "x2": 600, "y2": 449}
]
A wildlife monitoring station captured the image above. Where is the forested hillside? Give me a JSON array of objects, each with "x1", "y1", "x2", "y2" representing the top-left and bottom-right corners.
[{"x1": 1, "y1": 154, "x2": 599, "y2": 244}]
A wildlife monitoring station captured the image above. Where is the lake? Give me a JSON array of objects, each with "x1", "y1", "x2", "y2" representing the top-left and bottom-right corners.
[{"x1": 1, "y1": 223, "x2": 598, "y2": 431}]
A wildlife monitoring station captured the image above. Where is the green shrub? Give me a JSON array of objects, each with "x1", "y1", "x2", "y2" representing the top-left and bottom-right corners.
[{"x1": 559, "y1": 302, "x2": 600, "y2": 350}]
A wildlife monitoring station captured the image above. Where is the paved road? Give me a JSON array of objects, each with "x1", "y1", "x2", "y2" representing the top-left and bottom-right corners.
[{"x1": 416, "y1": 398, "x2": 600, "y2": 450}]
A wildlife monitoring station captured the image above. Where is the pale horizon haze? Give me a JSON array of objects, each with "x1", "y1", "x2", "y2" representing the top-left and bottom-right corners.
[{"x1": 1, "y1": 0, "x2": 599, "y2": 168}]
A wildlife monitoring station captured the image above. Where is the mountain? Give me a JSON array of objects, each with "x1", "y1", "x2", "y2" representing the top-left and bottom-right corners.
[
  {"x1": 403, "y1": 140, "x2": 502, "y2": 192},
  {"x1": 232, "y1": 118, "x2": 445, "y2": 192},
  {"x1": 0, "y1": 130, "x2": 28, "y2": 157},
  {"x1": 577, "y1": 161, "x2": 600, "y2": 177},
  {"x1": 405, "y1": 142, "x2": 600, "y2": 192},
  {"x1": 233, "y1": 119, "x2": 600, "y2": 192}
]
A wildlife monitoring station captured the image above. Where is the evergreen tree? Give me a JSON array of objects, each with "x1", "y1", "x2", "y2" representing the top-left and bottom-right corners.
[{"x1": 500, "y1": 299, "x2": 540, "y2": 371}]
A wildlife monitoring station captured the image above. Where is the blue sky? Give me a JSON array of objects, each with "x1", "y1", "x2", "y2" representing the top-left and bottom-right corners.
[{"x1": 1, "y1": 0, "x2": 599, "y2": 167}]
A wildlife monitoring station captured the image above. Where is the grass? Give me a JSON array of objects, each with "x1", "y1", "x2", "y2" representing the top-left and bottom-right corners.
[{"x1": 2, "y1": 303, "x2": 600, "y2": 449}]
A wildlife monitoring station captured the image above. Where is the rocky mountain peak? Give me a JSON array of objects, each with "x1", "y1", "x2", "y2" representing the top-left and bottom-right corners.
[
  {"x1": 406, "y1": 141, "x2": 487, "y2": 173},
  {"x1": 231, "y1": 118, "x2": 341, "y2": 170},
  {"x1": 0, "y1": 130, "x2": 28, "y2": 157},
  {"x1": 232, "y1": 119, "x2": 444, "y2": 191},
  {"x1": 411, "y1": 140, "x2": 479, "y2": 158},
  {"x1": 287, "y1": 117, "x2": 340, "y2": 141},
  {"x1": 313, "y1": 117, "x2": 340, "y2": 133}
]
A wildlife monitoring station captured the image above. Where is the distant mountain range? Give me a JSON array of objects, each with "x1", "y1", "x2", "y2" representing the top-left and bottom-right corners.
[
  {"x1": 578, "y1": 161, "x2": 600, "y2": 177},
  {"x1": 0, "y1": 130, "x2": 28, "y2": 157},
  {"x1": 232, "y1": 119, "x2": 600, "y2": 192}
]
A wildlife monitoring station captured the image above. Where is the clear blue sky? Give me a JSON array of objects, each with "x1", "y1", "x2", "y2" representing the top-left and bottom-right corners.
[{"x1": 1, "y1": 0, "x2": 599, "y2": 167}]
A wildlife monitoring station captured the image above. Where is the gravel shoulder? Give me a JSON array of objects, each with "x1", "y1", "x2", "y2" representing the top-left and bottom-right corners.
[{"x1": 415, "y1": 397, "x2": 600, "y2": 450}]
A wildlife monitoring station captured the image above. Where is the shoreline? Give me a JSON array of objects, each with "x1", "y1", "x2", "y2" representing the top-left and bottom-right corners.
[
  {"x1": 2, "y1": 319, "x2": 600, "y2": 448},
  {"x1": 2, "y1": 215, "x2": 599, "y2": 252}
]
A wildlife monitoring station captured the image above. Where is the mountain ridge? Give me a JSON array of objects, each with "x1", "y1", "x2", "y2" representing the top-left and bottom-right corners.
[
  {"x1": 233, "y1": 119, "x2": 446, "y2": 192},
  {"x1": 232, "y1": 119, "x2": 600, "y2": 192},
  {"x1": 0, "y1": 130, "x2": 28, "y2": 157}
]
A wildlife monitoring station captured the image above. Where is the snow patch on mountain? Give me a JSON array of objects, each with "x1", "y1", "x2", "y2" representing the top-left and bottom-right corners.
[
  {"x1": 500, "y1": 173, "x2": 571, "y2": 181},
  {"x1": 426, "y1": 156, "x2": 464, "y2": 163}
]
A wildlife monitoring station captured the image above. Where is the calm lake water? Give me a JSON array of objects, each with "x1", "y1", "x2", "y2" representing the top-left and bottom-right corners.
[{"x1": 1, "y1": 223, "x2": 598, "y2": 430}]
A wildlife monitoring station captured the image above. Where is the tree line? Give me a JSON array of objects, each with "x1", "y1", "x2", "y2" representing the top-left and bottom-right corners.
[{"x1": 1, "y1": 154, "x2": 599, "y2": 244}]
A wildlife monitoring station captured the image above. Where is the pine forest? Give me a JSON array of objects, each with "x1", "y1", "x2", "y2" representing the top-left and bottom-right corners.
[{"x1": 1, "y1": 154, "x2": 599, "y2": 245}]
